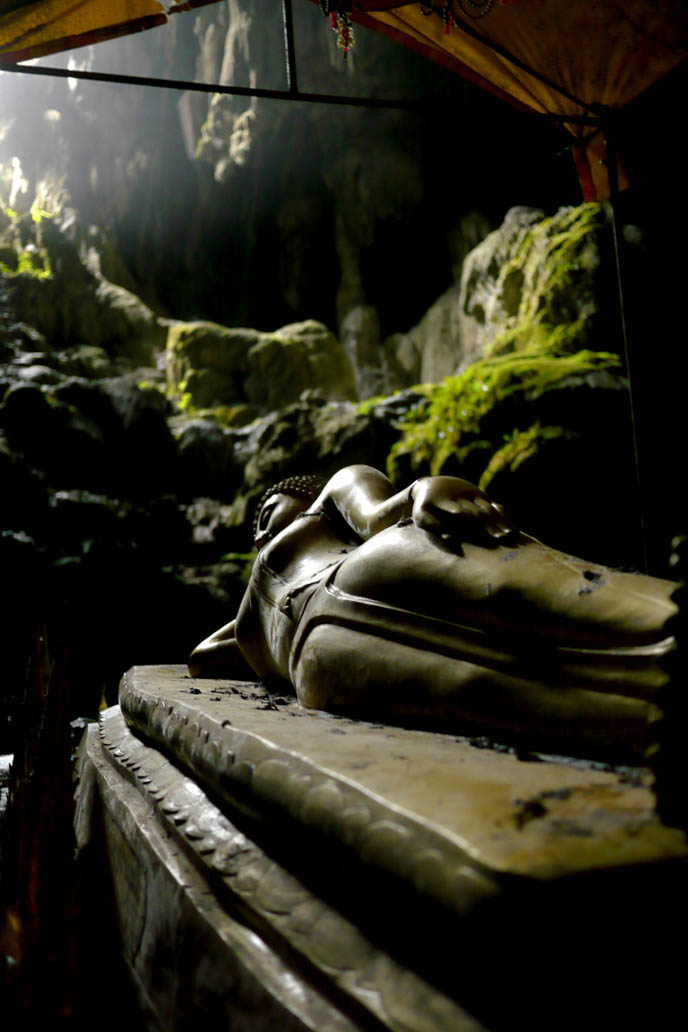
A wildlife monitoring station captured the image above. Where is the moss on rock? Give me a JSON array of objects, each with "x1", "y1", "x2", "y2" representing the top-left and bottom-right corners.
[
  {"x1": 478, "y1": 422, "x2": 576, "y2": 492},
  {"x1": 246, "y1": 321, "x2": 356, "y2": 409},
  {"x1": 459, "y1": 204, "x2": 613, "y2": 366},
  {"x1": 1, "y1": 209, "x2": 164, "y2": 364},
  {"x1": 166, "y1": 317, "x2": 357, "y2": 412},
  {"x1": 388, "y1": 347, "x2": 622, "y2": 482},
  {"x1": 166, "y1": 321, "x2": 259, "y2": 407}
]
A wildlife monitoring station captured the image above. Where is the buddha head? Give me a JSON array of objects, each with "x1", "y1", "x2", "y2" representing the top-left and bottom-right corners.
[{"x1": 253, "y1": 474, "x2": 326, "y2": 550}]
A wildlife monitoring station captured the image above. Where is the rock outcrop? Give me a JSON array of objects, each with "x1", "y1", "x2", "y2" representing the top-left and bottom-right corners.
[
  {"x1": 458, "y1": 204, "x2": 616, "y2": 366},
  {"x1": 1, "y1": 208, "x2": 165, "y2": 369}
]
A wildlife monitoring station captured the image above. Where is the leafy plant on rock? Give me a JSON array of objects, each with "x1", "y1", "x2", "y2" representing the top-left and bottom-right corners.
[{"x1": 387, "y1": 347, "x2": 621, "y2": 483}]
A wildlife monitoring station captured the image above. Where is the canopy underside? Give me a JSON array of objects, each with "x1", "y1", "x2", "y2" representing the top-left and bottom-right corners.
[{"x1": 0, "y1": 0, "x2": 686, "y2": 198}]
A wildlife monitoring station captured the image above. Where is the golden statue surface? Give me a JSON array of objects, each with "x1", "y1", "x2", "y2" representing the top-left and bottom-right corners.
[{"x1": 189, "y1": 465, "x2": 676, "y2": 760}]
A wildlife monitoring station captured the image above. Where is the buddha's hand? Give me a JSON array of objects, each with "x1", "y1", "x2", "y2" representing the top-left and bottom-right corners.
[{"x1": 411, "y1": 476, "x2": 513, "y2": 546}]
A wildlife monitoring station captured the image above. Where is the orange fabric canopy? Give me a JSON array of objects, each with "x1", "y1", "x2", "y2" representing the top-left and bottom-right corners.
[
  {"x1": 0, "y1": 0, "x2": 167, "y2": 60},
  {"x1": 0, "y1": 0, "x2": 220, "y2": 62},
  {"x1": 0, "y1": 0, "x2": 686, "y2": 198},
  {"x1": 347, "y1": 1, "x2": 688, "y2": 198}
]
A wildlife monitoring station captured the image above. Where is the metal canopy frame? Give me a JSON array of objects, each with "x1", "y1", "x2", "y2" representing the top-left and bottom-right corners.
[{"x1": 0, "y1": 0, "x2": 603, "y2": 122}]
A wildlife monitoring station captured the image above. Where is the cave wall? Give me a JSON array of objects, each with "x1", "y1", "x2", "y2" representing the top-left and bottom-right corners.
[{"x1": 0, "y1": 0, "x2": 581, "y2": 338}]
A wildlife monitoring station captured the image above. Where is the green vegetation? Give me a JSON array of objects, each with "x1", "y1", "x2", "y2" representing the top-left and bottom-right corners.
[
  {"x1": 387, "y1": 348, "x2": 621, "y2": 482},
  {"x1": 0, "y1": 247, "x2": 51, "y2": 279},
  {"x1": 484, "y1": 203, "x2": 604, "y2": 359},
  {"x1": 385, "y1": 203, "x2": 620, "y2": 486},
  {"x1": 30, "y1": 198, "x2": 52, "y2": 224},
  {"x1": 478, "y1": 422, "x2": 576, "y2": 492},
  {"x1": 0, "y1": 159, "x2": 60, "y2": 278},
  {"x1": 137, "y1": 379, "x2": 167, "y2": 396},
  {"x1": 171, "y1": 389, "x2": 258, "y2": 429}
]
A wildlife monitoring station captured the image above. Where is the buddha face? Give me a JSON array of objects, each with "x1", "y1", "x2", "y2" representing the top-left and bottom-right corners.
[{"x1": 254, "y1": 492, "x2": 311, "y2": 550}]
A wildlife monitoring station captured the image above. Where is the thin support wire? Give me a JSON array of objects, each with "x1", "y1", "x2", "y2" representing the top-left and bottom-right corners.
[{"x1": 604, "y1": 115, "x2": 648, "y2": 572}]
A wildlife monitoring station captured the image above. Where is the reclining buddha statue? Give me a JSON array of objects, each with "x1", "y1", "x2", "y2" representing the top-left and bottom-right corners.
[{"x1": 189, "y1": 465, "x2": 676, "y2": 760}]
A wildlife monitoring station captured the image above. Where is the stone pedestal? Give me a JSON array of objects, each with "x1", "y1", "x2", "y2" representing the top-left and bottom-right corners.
[{"x1": 75, "y1": 666, "x2": 688, "y2": 1031}]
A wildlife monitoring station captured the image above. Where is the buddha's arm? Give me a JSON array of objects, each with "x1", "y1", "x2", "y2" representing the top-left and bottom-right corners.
[
  {"x1": 317, "y1": 465, "x2": 514, "y2": 544},
  {"x1": 312, "y1": 465, "x2": 409, "y2": 539},
  {"x1": 188, "y1": 619, "x2": 257, "y2": 680},
  {"x1": 411, "y1": 476, "x2": 514, "y2": 544}
]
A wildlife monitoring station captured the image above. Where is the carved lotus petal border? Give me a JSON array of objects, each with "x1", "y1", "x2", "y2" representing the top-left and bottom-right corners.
[
  {"x1": 93, "y1": 704, "x2": 485, "y2": 1032},
  {"x1": 119, "y1": 667, "x2": 502, "y2": 921}
]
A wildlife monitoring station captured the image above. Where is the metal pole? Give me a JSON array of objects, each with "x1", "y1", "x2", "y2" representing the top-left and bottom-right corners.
[
  {"x1": 603, "y1": 113, "x2": 648, "y2": 572},
  {"x1": 0, "y1": 61, "x2": 601, "y2": 123},
  {"x1": 282, "y1": 0, "x2": 298, "y2": 95},
  {"x1": 0, "y1": 59, "x2": 417, "y2": 109}
]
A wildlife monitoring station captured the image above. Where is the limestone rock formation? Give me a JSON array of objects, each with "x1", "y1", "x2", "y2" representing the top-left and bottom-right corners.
[
  {"x1": 173, "y1": 416, "x2": 244, "y2": 501},
  {"x1": 458, "y1": 204, "x2": 616, "y2": 366},
  {"x1": 167, "y1": 317, "x2": 357, "y2": 410},
  {"x1": 385, "y1": 210, "x2": 495, "y2": 383},
  {"x1": 340, "y1": 305, "x2": 406, "y2": 399},
  {"x1": 188, "y1": 1, "x2": 473, "y2": 334},
  {"x1": 236, "y1": 390, "x2": 420, "y2": 495},
  {"x1": 246, "y1": 320, "x2": 356, "y2": 408},
  {"x1": 378, "y1": 203, "x2": 624, "y2": 387},
  {"x1": 166, "y1": 322, "x2": 262, "y2": 409},
  {"x1": 390, "y1": 283, "x2": 462, "y2": 386},
  {"x1": 1, "y1": 208, "x2": 165, "y2": 368}
]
